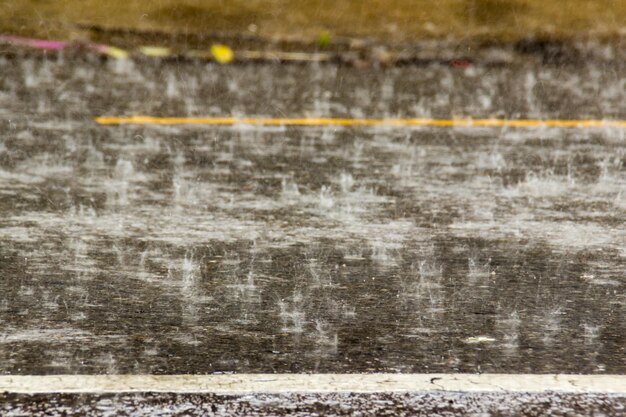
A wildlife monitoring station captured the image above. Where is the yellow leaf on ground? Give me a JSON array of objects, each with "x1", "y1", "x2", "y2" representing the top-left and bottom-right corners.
[
  {"x1": 318, "y1": 30, "x2": 331, "y2": 47},
  {"x1": 210, "y1": 44, "x2": 234, "y2": 64},
  {"x1": 104, "y1": 46, "x2": 129, "y2": 59},
  {"x1": 140, "y1": 46, "x2": 171, "y2": 57}
]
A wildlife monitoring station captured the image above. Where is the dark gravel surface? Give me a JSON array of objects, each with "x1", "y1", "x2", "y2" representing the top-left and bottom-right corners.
[{"x1": 1, "y1": 391, "x2": 625, "y2": 416}]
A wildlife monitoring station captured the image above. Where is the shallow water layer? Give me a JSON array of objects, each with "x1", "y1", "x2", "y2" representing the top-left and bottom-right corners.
[{"x1": 0, "y1": 55, "x2": 624, "y2": 374}]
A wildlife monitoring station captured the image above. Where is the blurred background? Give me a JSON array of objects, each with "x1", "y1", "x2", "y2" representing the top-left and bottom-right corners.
[{"x1": 1, "y1": 0, "x2": 624, "y2": 47}]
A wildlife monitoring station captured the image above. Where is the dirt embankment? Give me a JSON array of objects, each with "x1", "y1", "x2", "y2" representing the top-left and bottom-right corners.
[{"x1": 1, "y1": 0, "x2": 624, "y2": 48}]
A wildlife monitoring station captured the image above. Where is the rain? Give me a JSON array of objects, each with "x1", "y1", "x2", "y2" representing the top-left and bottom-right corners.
[{"x1": 0, "y1": 0, "x2": 625, "y2": 415}]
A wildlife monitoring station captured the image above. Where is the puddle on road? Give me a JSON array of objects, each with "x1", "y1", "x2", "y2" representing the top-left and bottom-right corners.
[{"x1": 0, "y1": 56, "x2": 624, "y2": 374}]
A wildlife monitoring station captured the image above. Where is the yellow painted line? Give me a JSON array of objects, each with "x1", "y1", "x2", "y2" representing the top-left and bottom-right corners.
[{"x1": 95, "y1": 116, "x2": 626, "y2": 129}]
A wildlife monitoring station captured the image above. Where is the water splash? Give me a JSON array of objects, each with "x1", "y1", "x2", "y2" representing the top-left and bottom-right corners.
[{"x1": 278, "y1": 291, "x2": 306, "y2": 334}]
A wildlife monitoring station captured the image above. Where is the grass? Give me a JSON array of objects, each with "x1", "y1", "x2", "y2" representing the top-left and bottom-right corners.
[{"x1": 1, "y1": 0, "x2": 624, "y2": 45}]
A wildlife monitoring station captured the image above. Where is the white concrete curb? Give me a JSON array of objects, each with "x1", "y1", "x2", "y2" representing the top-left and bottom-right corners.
[{"x1": 2, "y1": 374, "x2": 626, "y2": 394}]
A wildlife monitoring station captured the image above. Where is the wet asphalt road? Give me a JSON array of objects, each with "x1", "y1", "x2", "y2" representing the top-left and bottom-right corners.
[{"x1": 0, "y1": 51, "x2": 625, "y2": 414}]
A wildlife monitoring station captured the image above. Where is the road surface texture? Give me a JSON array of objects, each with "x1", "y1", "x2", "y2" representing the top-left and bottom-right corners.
[
  {"x1": 1, "y1": 391, "x2": 625, "y2": 417},
  {"x1": 0, "y1": 49, "x2": 625, "y2": 414}
]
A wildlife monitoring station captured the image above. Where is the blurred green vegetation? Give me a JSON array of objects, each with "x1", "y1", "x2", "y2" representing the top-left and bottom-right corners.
[{"x1": 1, "y1": 0, "x2": 624, "y2": 43}]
